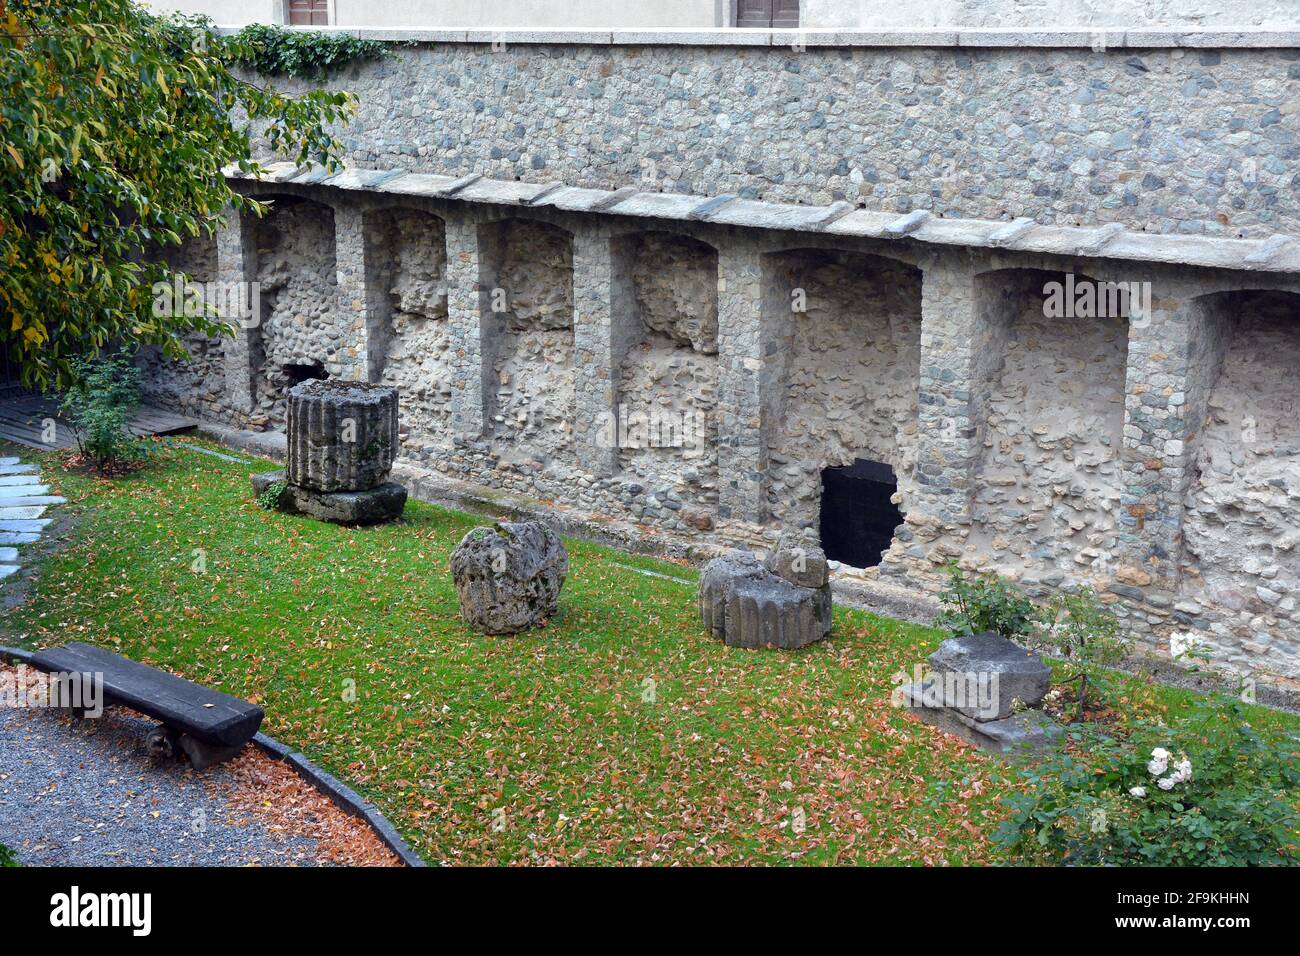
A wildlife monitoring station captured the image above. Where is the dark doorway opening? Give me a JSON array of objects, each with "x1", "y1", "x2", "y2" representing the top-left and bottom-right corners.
[
  {"x1": 819, "y1": 459, "x2": 904, "y2": 569},
  {"x1": 283, "y1": 362, "x2": 328, "y2": 386}
]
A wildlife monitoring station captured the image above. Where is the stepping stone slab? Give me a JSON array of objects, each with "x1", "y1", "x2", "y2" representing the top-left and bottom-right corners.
[
  {"x1": 0, "y1": 486, "x2": 50, "y2": 498},
  {"x1": 0, "y1": 457, "x2": 18, "y2": 465},
  {"x1": 0, "y1": 532, "x2": 39, "y2": 544},
  {"x1": 0, "y1": 464, "x2": 38, "y2": 476},
  {"x1": 0, "y1": 506, "x2": 47, "y2": 520},
  {"x1": 0, "y1": 496, "x2": 63, "y2": 507},
  {"x1": 29, "y1": 642, "x2": 265, "y2": 753},
  {"x1": 0, "y1": 547, "x2": 17, "y2": 562},
  {"x1": 0, "y1": 564, "x2": 18, "y2": 580},
  {"x1": 0, "y1": 474, "x2": 41, "y2": 486},
  {"x1": 0, "y1": 519, "x2": 50, "y2": 533}
]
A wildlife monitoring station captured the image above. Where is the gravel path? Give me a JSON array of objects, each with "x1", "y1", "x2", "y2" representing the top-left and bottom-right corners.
[{"x1": 0, "y1": 702, "x2": 327, "y2": 866}]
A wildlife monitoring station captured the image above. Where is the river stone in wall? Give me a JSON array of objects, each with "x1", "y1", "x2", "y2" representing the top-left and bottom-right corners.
[
  {"x1": 698, "y1": 546, "x2": 832, "y2": 650},
  {"x1": 450, "y1": 521, "x2": 569, "y2": 635}
]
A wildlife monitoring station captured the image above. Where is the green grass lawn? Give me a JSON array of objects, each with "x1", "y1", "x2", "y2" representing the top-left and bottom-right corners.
[{"x1": 4, "y1": 438, "x2": 1296, "y2": 865}]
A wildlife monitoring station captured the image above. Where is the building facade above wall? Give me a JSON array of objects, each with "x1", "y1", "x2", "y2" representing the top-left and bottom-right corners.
[{"x1": 146, "y1": 0, "x2": 1300, "y2": 30}]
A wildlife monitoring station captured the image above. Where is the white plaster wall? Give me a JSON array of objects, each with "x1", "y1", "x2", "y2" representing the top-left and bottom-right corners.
[
  {"x1": 146, "y1": 0, "x2": 718, "y2": 28},
  {"x1": 803, "y1": 0, "x2": 1300, "y2": 29},
  {"x1": 150, "y1": 0, "x2": 1300, "y2": 28}
]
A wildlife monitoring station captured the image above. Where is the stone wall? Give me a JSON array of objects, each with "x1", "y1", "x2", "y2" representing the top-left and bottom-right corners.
[
  {"x1": 249, "y1": 197, "x2": 343, "y2": 427},
  {"x1": 370, "y1": 208, "x2": 454, "y2": 453},
  {"x1": 480, "y1": 218, "x2": 577, "y2": 470},
  {"x1": 258, "y1": 40, "x2": 1300, "y2": 240},
  {"x1": 763, "y1": 249, "x2": 922, "y2": 532},
  {"x1": 968, "y1": 269, "x2": 1128, "y2": 587},
  {"x1": 1179, "y1": 290, "x2": 1300, "y2": 678},
  {"x1": 143, "y1": 32, "x2": 1300, "y2": 687},
  {"x1": 138, "y1": 234, "x2": 232, "y2": 424}
]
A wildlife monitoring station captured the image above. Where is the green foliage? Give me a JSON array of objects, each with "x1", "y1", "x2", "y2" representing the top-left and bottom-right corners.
[
  {"x1": 232, "y1": 23, "x2": 391, "y2": 79},
  {"x1": 994, "y1": 696, "x2": 1300, "y2": 866},
  {"x1": 934, "y1": 563, "x2": 1045, "y2": 639},
  {"x1": 255, "y1": 478, "x2": 288, "y2": 511},
  {"x1": 58, "y1": 351, "x2": 146, "y2": 474},
  {"x1": 0, "y1": 842, "x2": 16, "y2": 867},
  {"x1": 0, "y1": 1, "x2": 357, "y2": 390},
  {"x1": 1040, "y1": 588, "x2": 1133, "y2": 713}
]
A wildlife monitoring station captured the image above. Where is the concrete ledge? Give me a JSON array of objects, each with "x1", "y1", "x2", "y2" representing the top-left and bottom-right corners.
[
  {"x1": 227, "y1": 160, "x2": 1300, "y2": 276},
  {"x1": 214, "y1": 25, "x2": 1300, "y2": 49}
]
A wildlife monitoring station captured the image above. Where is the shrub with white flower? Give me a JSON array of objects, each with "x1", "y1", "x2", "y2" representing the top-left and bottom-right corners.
[
  {"x1": 1141, "y1": 747, "x2": 1193, "y2": 793},
  {"x1": 994, "y1": 697, "x2": 1300, "y2": 866}
]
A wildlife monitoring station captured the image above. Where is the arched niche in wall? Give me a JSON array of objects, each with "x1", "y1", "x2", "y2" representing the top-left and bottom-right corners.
[
  {"x1": 759, "y1": 246, "x2": 923, "y2": 567},
  {"x1": 364, "y1": 206, "x2": 451, "y2": 459},
  {"x1": 608, "y1": 230, "x2": 721, "y2": 508},
  {"x1": 1177, "y1": 288, "x2": 1300, "y2": 678},
  {"x1": 475, "y1": 217, "x2": 576, "y2": 473},
  {"x1": 247, "y1": 194, "x2": 340, "y2": 428},
  {"x1": 967, "y1": 267, "x2": 1130, "y2": 586}
]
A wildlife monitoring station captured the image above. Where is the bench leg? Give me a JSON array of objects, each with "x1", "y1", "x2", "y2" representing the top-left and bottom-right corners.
[
  {"x1": 176, "y1": 733, "x2": 243, "y2": 772},
  {"x1": 146, "y1": 724, "x2": 179, "y2": 760}
]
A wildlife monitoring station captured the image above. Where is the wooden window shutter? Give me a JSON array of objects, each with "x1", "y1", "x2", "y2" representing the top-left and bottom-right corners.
[
  {"x1": 735, "y1": 0, "x2": 772, "y2": 28},
  {"x1": 771, "y1": 0, "x2": 800, "y2": 27},
  {"x1": 735, "y1": 0, "x2": 799, "y2": 28},
  {"x1": 288, "y1": 0, "x2": 330, "y2": 25}
]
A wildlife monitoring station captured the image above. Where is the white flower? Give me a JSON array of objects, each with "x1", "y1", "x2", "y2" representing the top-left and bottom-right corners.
[
  {"x1": 1151, "y1": 747, "x2": 1171, "y2": 762},
  {"x1": 1129, "y1": 786, "x2": 1147, "y2": 798},
  {"x1": 1089, "y1": 808, "x2": 1108, "y2": 834},
  {"x1": 1157, "y1": 776, "x2": 1177, "y2": 791},
  {"x1": 1147, "y1": 758, "x2": 1168, "y2": 776},
  {"x1": 1172, "y1": 758, "x2": 1192, "y2": 782}
]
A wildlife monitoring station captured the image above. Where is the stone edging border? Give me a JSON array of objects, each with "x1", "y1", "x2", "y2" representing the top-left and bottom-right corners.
[
  {"x1": 0, "y1": 644, "x2": 425, "y2": 868},
  {"x1": 215, "y1": 24, "x2": 1300, "y2": 50},
  {"x1": 226, "y1": 160, "x2": 1300, "y2": 276}
]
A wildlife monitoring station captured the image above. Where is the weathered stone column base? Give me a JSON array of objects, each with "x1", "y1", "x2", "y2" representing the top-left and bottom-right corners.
[
  {"x1": 252, "y1": 470, "x2": 407, "y2": 525},
  {"x1": 898, "y1": 683, "x2": 1063, "y2": 756}
]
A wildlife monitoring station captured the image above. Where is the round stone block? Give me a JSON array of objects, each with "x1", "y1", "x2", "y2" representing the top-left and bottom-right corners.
[
  {"x1": 286, "y1": 379, "x2": 399, "y2": 493},
  {"x1": 450, "y1": 521, "x2": 569, "y2": 635}
]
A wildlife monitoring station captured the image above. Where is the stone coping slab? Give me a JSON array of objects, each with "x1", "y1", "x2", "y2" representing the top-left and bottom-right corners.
[
  {"x1": 228, "y1": 161, "x2": 1300, "y2": 276},
  {"x1": 215, "y1": 25, "x2": 1300, "y2": 49}
]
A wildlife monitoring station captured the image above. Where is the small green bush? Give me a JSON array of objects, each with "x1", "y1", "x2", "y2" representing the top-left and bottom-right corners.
[
  {"x1": 994, "y1": 696, "x2": 1300, "y2": 866},
  {"x1": 255, "y1": 479, "x2": 288, "y2": 511},
  {"x1": 1039, "y1": 588, "x2": 1133, "y2": 714},
  {"x1": 60, "y1": 352, "x2": 148, "y2": 475},
  {"x1": 934, "y1": 563, "x2": 1044, "y2": 639},
  {"x1": 0, "y1": 842, "x2": 16, "y2": 867}
]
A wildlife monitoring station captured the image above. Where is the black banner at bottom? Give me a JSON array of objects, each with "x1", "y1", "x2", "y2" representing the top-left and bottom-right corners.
[{"x1": 0, "y1": 865, "x2": 1277, "y2": 942}]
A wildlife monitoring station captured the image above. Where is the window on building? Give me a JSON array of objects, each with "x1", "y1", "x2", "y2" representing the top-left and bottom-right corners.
[
  {"x1": 288, "y1": 0, "x2": 330, "y2": 25},
  {"x1": 735, "y1": 0, "x2": 799, "y2": 28}
]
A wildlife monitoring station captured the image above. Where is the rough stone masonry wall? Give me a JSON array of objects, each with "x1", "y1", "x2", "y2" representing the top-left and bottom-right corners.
[
  {"x1": 968, "y1": 270, "x2": 1129, "y2": 588},
  {"x1": 1180, "y1": 290, "x2": 1300, "y2": 679},
  {"x1": 250, "y1": 198, "x2": 343, "y2": 427},
  {"x1": 265, "y1": 42, "x2": 1300, "y2": 239},
  {"x1": 138, "y1": 234, "x2": 234, "y2": 424},
  {"x1": 616, "y1": 231, "x2": 720, "y2": 508},
  {"x1": 483, "y1": 218, "x2": 577, "y2": 472},
  {"x1": 764, "y1": 250, "x2": 923, "y2": 533},
  {"x1": 371, "y1": 208, "x2": 454, "y2": 454},
  {"x1": 157, "y1": 36, "x2": 1300, "y2": 686}
]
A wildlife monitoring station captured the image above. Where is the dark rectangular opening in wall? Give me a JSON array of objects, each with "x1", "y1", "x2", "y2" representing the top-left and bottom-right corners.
[
  {"x1": 283, "y1": 362, "x2": 328, "y2": 386},
  {"x1": 819, "y1": 459, "x2": 904, "y2": 569}
]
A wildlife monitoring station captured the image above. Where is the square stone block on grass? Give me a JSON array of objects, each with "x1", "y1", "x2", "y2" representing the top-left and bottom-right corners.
[{"x1": 252, "y1": 470, "x2": 407, "y2": 525}]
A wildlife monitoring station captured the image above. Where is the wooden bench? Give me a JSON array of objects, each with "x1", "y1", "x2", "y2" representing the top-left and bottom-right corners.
[{"x1": 29, "y1": 642, "x2": 264, "y2": 770}]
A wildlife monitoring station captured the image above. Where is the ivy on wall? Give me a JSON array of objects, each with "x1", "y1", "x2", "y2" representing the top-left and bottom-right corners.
[{"x1": 233, "y1": 23, "x2": 393, "y2": 80}]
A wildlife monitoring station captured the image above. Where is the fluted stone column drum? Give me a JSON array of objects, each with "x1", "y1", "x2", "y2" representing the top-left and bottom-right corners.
[
  {"x1": 252, "y1": 379, "x2": 407, "y2": 524},
  {"x1": 286, "y1": 380, "x2": 398, "y2": 492}
]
